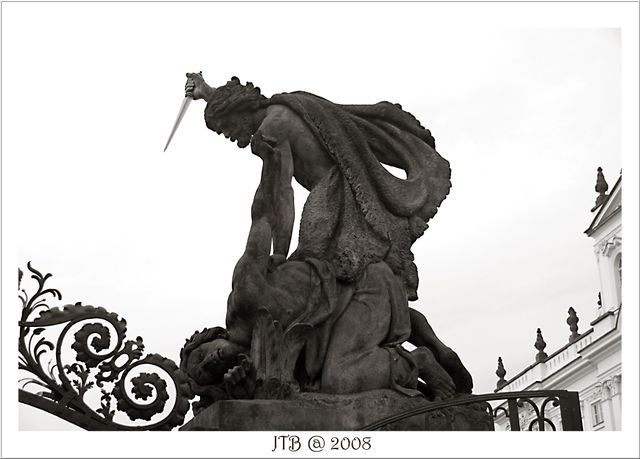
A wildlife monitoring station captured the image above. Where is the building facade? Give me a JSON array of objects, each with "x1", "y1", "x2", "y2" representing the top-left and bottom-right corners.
[{"x1": 493, "y1": 168, "x2": 622, "y2": 431}]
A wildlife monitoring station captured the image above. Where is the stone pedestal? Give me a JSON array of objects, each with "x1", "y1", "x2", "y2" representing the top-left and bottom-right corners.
[{"x1": 180, "y1": 390, "x2": 493, "y2": 431}]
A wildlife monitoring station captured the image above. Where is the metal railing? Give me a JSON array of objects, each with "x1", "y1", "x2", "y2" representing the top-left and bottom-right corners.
[{"x1": 359, "y1": 390, "x2": 583, "y2": 431}]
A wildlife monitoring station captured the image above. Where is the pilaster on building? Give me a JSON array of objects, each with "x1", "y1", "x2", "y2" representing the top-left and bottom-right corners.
[{"x1": 493, "y1": 168, "x2": 622, "y2": 431}]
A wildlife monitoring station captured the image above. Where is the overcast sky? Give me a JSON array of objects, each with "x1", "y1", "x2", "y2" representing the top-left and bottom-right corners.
[{"x1": 2, "y1": 2, "x2": 638, "y2": 457}]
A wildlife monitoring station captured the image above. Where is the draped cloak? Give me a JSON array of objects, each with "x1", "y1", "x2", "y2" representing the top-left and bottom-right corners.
[
  {"x1": 268, "y1": 92, "x2": 451, "y2": 301},
  {"x1": 205, "y1": 88, "x2": 451, "y2": 394}
]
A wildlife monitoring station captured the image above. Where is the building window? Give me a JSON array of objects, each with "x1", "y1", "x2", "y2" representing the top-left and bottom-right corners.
[{"x1": 591, "y1": 401, "x2": 604, "y2": 427}]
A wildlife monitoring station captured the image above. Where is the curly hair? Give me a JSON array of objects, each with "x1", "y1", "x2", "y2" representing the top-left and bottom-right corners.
[
  {"x1": 179, "y1": 326, "x2": 229, "y2": 373},
  {"x1": 205, "y1": 76, "x2": 268, "y2": 148},
  {"x1": 207, "y1": 77, "x2": 266, "y2": 116}
]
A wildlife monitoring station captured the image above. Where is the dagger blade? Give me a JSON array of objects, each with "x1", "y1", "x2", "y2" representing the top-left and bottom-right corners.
[{"x1": 163, "y1": 96, "x2": 193, "y2": 152}]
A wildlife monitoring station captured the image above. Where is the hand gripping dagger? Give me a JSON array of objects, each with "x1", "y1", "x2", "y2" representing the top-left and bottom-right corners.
[{"x1": 163, "y1": 77, "x2": 195, "y2": 152}]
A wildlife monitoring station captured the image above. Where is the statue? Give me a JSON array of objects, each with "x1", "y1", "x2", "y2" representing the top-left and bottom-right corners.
[{"x1": 178, "y1": 73, "x2": 473, "y2": 417}]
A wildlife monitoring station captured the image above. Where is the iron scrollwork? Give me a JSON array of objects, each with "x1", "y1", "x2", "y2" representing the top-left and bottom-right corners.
[
  {"x1": 360, "y1": 390, "x2": 583, "y2": 431},
  {"x1": 518, "y1": 397, "x2": 558, "y2": 431},
  {"x1": 18, "y1": 262, "x2": 193, "y2": 430},
  {"x1": 492, "y1": 405, "x2": 508, "y2": 418}
]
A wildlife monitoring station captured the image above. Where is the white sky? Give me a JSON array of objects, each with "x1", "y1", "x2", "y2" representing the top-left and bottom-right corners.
[{"x1": 2, "y1": 2, "x2": 638, "y2": 457}]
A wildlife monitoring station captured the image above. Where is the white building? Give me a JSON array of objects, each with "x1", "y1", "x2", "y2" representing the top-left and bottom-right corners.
[{"x1": 493, "y1": 168, "x2": 621, "y2": 431}]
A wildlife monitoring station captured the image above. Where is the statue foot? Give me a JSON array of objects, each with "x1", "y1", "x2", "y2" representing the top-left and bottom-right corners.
[
  {"x1": 437, "y1": 348, "x2": 473, "y2": 394},
  {"x1": 412, "y1": 347, "x2": 456, "y2": 400}
]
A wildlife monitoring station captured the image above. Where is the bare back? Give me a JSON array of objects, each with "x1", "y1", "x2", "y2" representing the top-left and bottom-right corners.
[{"x1": 259, "y1": 104, "x2": 335, "y2": 191}]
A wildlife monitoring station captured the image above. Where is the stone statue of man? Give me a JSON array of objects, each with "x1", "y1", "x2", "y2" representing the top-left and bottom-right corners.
[
  {"x1": 185, "y1": 73, "x2": 472, "y2": 396},
  {"x1": 186, "y1": 73, "x2": 452, "y2": 301}
]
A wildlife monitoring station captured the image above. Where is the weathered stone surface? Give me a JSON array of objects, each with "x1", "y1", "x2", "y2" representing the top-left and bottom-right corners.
[
  {"x1": 178, "y1": 74, "x2": 475, "y2": 423},
  {"x1": 180, "y1": 390, "x2": 493, "y2": 431}
]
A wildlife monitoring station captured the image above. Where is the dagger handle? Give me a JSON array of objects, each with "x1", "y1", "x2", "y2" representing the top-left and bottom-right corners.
[{"x1": 185, "y1": 71, "x2": 202, "y2": 99}]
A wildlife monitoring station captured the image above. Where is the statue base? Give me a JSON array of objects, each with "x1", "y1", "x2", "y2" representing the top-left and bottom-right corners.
[{"x1": 180, "y1": 390, "x2": 493, "y2": 431}]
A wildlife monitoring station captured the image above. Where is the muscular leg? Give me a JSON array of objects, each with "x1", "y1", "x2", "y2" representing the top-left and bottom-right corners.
[
  {"x1": 321, "y1": 263, "x2": 410, "y2": 394},
  {"x1": 321, "y1": 306, "x2": 395, "y2": 394},
  {"x1": 408, "y1": 308, "x2": 473, "y2": 394}
]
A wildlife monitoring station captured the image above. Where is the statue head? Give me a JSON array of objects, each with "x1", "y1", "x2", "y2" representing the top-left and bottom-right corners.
[
  {"x1": 180, "y1": 327, "x2": 243, "y2": 386},
  {"x1": 205, "y1": 77, "x2": 267, "y2": 148}
]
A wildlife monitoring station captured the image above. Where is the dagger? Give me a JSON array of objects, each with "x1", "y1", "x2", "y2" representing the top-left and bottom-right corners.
[{"x1": 163, "y1": 82, "x2": 194, "y2": 152}]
